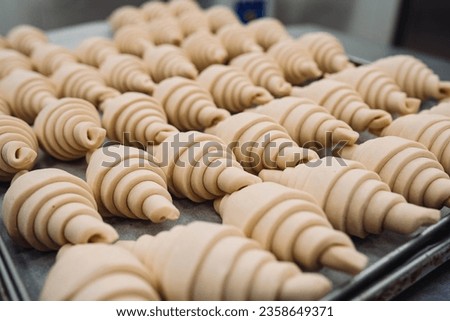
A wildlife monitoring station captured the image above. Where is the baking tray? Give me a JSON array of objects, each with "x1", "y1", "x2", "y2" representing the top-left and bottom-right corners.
[{"x1": 0, "y1": 22, "x2": 449, "y2": 301}]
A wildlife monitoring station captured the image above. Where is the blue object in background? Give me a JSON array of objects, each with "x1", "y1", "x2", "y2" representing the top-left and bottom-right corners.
[{"x1": 235, "y1": 0, "x2": 266, "y2": 23}]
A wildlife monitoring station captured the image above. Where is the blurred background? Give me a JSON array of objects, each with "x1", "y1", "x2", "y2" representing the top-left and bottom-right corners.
[{"x1": 0, "y1": 0, "x2": 449, "y2": 59}]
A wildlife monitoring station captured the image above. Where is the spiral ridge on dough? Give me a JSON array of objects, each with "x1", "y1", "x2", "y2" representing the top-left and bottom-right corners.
[
  {"x1": 0, "y1": 115, "x2": 38, "y2": 181},
  {"x1": 371, "y1": 55, "x2": 450, "y2": 100},
  {"x1": 34, "y1": 98, "x2": 106, "y2": 161},
  {"x1": 51, "y1": 63, "x2": 120, "y2": 106},
  {"x1": 154, "y1": 77, "x2": 230, "y2": 131},
  {"x1": 76, "y1": 37, "x2": 120, "y2": 67},
  {"x1": 197, "y1": 64, "x2": 273, "y2": 113},
  {"x1": 114, "y1": 24, "x2": 154, "y2": 57},
  {"x1": 382, "y1": 114, "x2": 450, "y2": 175},
  {"x1": 100, "y1": 54, "x2": 155, "y2": 94},
  {"x1": 0, "y1": 95, "x2": 10, "y2": 115},
  {"x1": 141, "y1": 1, "x2": 172, "y2": 21},
  {"x1": 2, "y1": 168, "x2": 118, "y2": 251},
  {"x1": 6, "y1": 25, "x2": 48, "y2": 55},
  {"x1": 144, "y1": 44, "x2": 198, "y2": 83},
  {"x1": 230, "y1": 52, "x2": 291, "y2": 97},
  {"x1": 292, "y1": 79, "x2": 392, "y2": 132},
  {"x1": 206, "y1": 113, "x2": 319, "y2": 174},
  {"x1": 154, "y1": 131, "x2": 261, "y2": 202},
  {"x1": 178, "y1": 10, "x2": 210, "y2": 36},
  {"x1": 0, "y1": 69, "x2": 58, "y2": 124},
  {"x1": 31, "y1": 43, "x2": 78, "y2": 76},
  {"x1": 329, "y1": 65, "x2": 420, "y2": 115},
  {"x1": 253, "y1": 97, "x2": 359, "y2": 148},
  {"x1": 182, "y1": 31, "x2": 228, "y2": 71},
  {"x1": 421, "y1": 102, "x2": 450, "y2": 118},
  {"x1": 86, "y1": 145, "x2": 179, "y2": 223},
  {"x1": 267, "y1": 40, "x2": 322, "y2": 85},
  {"x1": 217, "y1": 24, "x2": 263, "y2": 59},
  {"x1": 0, "y1": 49, "x2": 33, "y2": 78},
  {"x1": 101, "y1": 92, "x2": 178, "y2": 147},
  {"x1": 147, "y1": 18, "x2": 184, "y2": 46},
  {"x1": 168, "y1": 0, "x2": 200, "y2": 16},
  {"x1": 206, "y1": 5, "x2": 241, "y2": 33},
  {"x1": 340, "y1": 136, "x2": 450, "y2": 208},
  {"x1": 216, "y1": 182, "x2": 367, "y2": 274},
  {"x1": 109, "y1": 5, "x2": 146, "y2": 31},
  {"x1": 260, "y1": 158, "x2": 440, "y2": 238},
  {"x1": 40, "y1": 244, "x2": 160, "y2": 301},
  {"x1": 125, "y1": 222, "x2": 332, "y2": 300},
  {"x1": 297, "y1": 32, "x2": 354, "y2": 73},
  {"x1": 247, "y1": 18, "x2": 291, "y2": 50}
]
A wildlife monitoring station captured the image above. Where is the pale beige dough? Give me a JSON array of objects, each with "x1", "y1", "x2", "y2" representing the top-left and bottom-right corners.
[
  {"x1": 328, "y1": 65, "x2": 420, "y2": 115},
  {"x1": 141, "y1": 1, "x2": 172, "y2": 21},
  {"x1": 0, "y1": 69, "x2": 58, "y2": 124},
  {"x1": 0, "y1": 115, "x2": 38, "y2": 181},
  {"x1": 247, "y1": 17, "x2": 292, "y2": 50},
  {"x1": 109, "y1": 5, "x2": 146, "y2": 31},
  {"x1": 292, "y1": 79, "x2": 392, "y2": 132},
  {"x1": 99, "y1": 53, "x2": 155, "y2": 94},
  {"x1": 178, "y1": 10, "x2": 210, "y2": 36},
  {"x1": 267, "y1": 40, "x2": 322, "y2": 85},
  {"x1": 215, "y1": 182, "x2": 367, "y2": 274},
  {"x1": 0, "y1": 36, "x2": 8, "y2": 48},
  {"x1": 382, "y1": 114, "x2": 450, "y2": 175},
  {"x1": 217, "y1": 24, "x2": 263, "y2": 60},
  {"x1": 0, "y1": 95, "x2": 10, "y2": 115},
  {"x1": 206, "y1": 5, "x2": 241, "y2": 33},
  {"x1": 122, "y1": 222, "x2": 332, "y2": 300},
  {"x1": 30, "y1": 43, "x2": 78, "y2": 76},
  {"x1": 101, "y1": 92, "x2": 178, "y2": 147},
  {"x1": 34, "y1": 98, "x2": 105, "y2": 161},
  {"x1": 86, "y1": 145, "x2": 179, "y2": 223},
  {"x1": 2, "y1": 168, "x2": 118, "y2": 251},
  {"x1": 40, "y1": 244, "x2": 160, "y2": 300},
  {"x1": 153, "y1": 131, "x2": 261, "y2": 202},
  {"x1": 153, "y1": 76, "x2": 230, "y2": 131},
  {"x1": 147, "y1": 17, "x2": 184, "y2": 46},
  {"x1": 182, "y1": 31, "x2": 228, "y2": 71},
  {"x1": 260, "y1": 157, "x2": 441, "y2": 237},
  {"x1": 0, "y1": 49, "x2": 33, "y2": 78},
  {"x1": 197, "y1": 64, "x2": 273, "y2": 113},
  {"x1": 168, "y1": 0, "x2": 200, "y2": 17},
  {"x1": 76, "y1": 37, "x2": 120, "y2": 67},
  {"x1": 51, "y1": 62, "x2": 120, "y2": 106},
  {"x1": 144, "y1": 44, "x2": 198, "y2": 83},
  {"x1": 7, "y1": 25, "x2": 48, "y2": 56},
  {"x1": 421, "y1": 101, "x2": 450, "y2": 117},
  {"x1": 114, "y1": 24, "x2": 154, "y2": 57},
  {"x1": 340, "y1": 136, "x2": 450, "y2": 209},
  {"x1": 297, "y1": 32, "x2": 354, "y2": 73},
  {"x1": 206, "y1": 113, "x2": 319, "y2": 174},
  {"x1": 371, "y1": 55, "x2": 450, "y2": 100},
  {"x1": 230, "y1": 52, "x2": 291, "y2": 97},
  {"x1": 252, "y1": 97, "x2": 359, "y2": 148}
]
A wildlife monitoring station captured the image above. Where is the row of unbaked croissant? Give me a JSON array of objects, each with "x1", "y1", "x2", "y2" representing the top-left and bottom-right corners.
[{"x1": 1, "y1": 0, "x2": 450, "y2": 301}]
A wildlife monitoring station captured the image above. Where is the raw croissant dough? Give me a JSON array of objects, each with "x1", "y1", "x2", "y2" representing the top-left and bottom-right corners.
[
  {"x1": 421, "y1": 102, "x2": 450, "y2": 118},
  {"x1": 141, "y1": 1, "x2": 172, "y2": 21},
  {"x1": 340, "y1": 136, "x2": 450, "y2": 209},
  {"x1": 153, "y1": 131, "x2": 261, "y2": 202},
  {"x1": 247, "y1": 17, "x2": 291, "y2": 50},
  {"x1": 182, "y1": 31, "x2": 228, "y2": 71},
  {"x1": 99, "y1": 53, "x2": 155, "y2": 94},
  {"x1": 297, "y1": 32, "x2": 354, "y2": 73},
  {"x1": 0, "y1": 95, "x2": 10, "y2": 115},
  {"x1": 7, "y1": 25, "x2": 48, "y2": 55},
  {"x1": 292, "y1": 79, "x2": 392, "y2": 132},
  {"x1": 328, "y1": 65, "x2": 420, "y2": 114},
  {"x1": 230, "y1": 52, "x2": 292, "y2": 97},
  {"x1": 0, "y1": 69, "x2": 58, "y2": 124},
  {"x1": 178, "y1": 10, "x2": 210, "y2": 36},
  {"x1": 0, "y1": 115, "x2": 38, "y2": 181},
  {"x1": 30, "y1": 43, "x2": 78, "y2": 76},
  {"x1": 0, "y1": 36, "x2": 8, "y2": 48},
  {"x1": 114, "y1": 24, "x2": 154, "y2": 57},
  {"x1": 76, "y1": 37, "x2": 120, "y2": 67},
  {"x1": 153, "y1": 76, "x2": 230, "y2": 131},
  {"x1": 34, "y1": 98, "x2": 106, "y2": 160},
  {"x1": 101, "y1": 92, "x2": 178, "y2": 147},
  {"x1": 260, "y1": 157, "x2": 440, "y2": 237},
  {"x1": 147, "y1": 18, "x2": 184, "y2": 46},
  {"x1": 215, "y1": 182, "x2": 368, "y2": 274},
  {"x1": 0, "y1": 49, "x2": 33, "y2": 78},
  {"x1": 197, "y1": 64, "x2": 273, "y2": 113},
  {"x1": 371, "y1": 55, "x2": 450, "y2": 100},
  {"x1": 168, "y1": 0, "x2": 201, "y2": 17},
  {"x1": 267, "y1": 40, "x2": 322, "y2": 85},
  {"x1": 109, "y1": 5, "x2": 146, "y2": 31},
  {"x1": 2, "y1": 168, "x2": 118, "y2": 251},
  {"x1": 120, "y1": 222, "x2": 332, "y2": 300},
  {"x1": 206, "y1": 113, "x2": 319, "y2": 174},
  {"x1": 206, "y1": 5, "x2": 241, "y2": 33},
  {"x1": 217, "y1": 24, "x2": 263, "y2": 59},
  {"x1": 252, "y1": 97, "x2": 359, "y2": 148},
  {"x1": 41, "y1": 244, "x2": 160, "y2": 301},
  {"x1": 86, "y1": 145, "x2": 179, "y2": 223}
]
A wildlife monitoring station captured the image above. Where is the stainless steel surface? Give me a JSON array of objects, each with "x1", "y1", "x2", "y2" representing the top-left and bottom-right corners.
[{"x1": 0, "y1": 22, "x2": 449, "y2": 301}]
